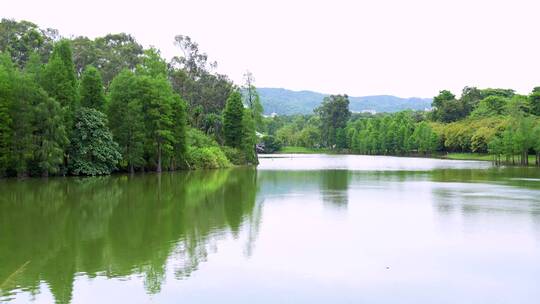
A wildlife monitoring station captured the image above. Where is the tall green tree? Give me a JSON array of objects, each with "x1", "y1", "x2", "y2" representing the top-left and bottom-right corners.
[
  {"x1": 138, "y1": 77, "x2": 175, "y2": 173},
  {"x1": 242, "y1": 108, "x2": 258, "y2": 164},
  {"x1": 0, "y1": 19, "x2": 57, "y2": 67},
  {"x1": 41, "y1": 40, "x2": 78, "y2": 110},
  {"x1": 69, "y1": 107, "x2": 121, "y2": 176},
  {"x1": 223, "y1": 90, "x2": 245, "y2": 148},
  {"x1": 315, "y1": 94, "x2": 351, "y2": 148},
  {"x1": 171, "y1": 96, "x2": 188, "y2": 169},
  {"x1": 32, "y1": 94, "x2": 67, "y2": 176},
  {"x1": 79, "y1": 65, "x2": 105, "y2": 111},
  {"x1": 0, "y1": 58, "x2": 13, "y2": 175},
  {"x1": 107, "y1": 70, "x2": 145, "y2": 173},
  {"x1": 529, "y1": 87, "x2": 540, "y2": 116},
  {"x1": 8, "y1": 70, "x2": 36, "y2": 176},
  {"x1": 242, "y1": 71, "x2": 264, "y2": 131}
]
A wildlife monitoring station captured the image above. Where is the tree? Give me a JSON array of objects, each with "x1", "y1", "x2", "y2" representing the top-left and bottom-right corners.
[
  {"x1": 242, "y1": 108, "x2": 258, "y2": 164},
  {"x1": 136, "y1": 48, "x2": 168, "y2": 78},
  {"x1": 79, "y1": 65, "x2": 105, "y2": 111},
  {"x1": 92, "y1": 33, "x2": 144, "y2": 85},
  {"x1": 261, "y1": 135, "x2": 282, "y2": 153},
  {"x1": 529, "y1": 87, "x2": 540, "y2": 116},
  {"x1": 142, "y1": 77, "x2": 175, "y2": 173},
  {"x1": 32, "y1": 95, "x2": 67, "y2": 176},
  {"x1": 223, "y1": 90, "x2": 245, "y2": 148},
  {"x1": 41, "y1": 40, "x2": 78, "y2": 124},
  {"x1": 411, "y1": 122, "x2": 438, "y2": 155},
  {"x1": 4, "y1": 62, "x2": 35, "y2": 177},
  {"x1": 533, "y1": 124, "x2": 540, "y2": 166},
  {"x1": 171, "y1": 96, "x2": 188, "y2": 169},
  {"x1": 315, "y1": 94, "x2": 351, "y2": 148},
  {"x1": 0, "y1": 59, "x2": 13, "y2": 175},
  {"x1": 471, "y1": 96, "x2": 509, "y2": 117},
  {"x1": 431, "y1": 90, "x2": 468, "y2": 122},
  {"x1": 0, "y1": 19, "x2": 57, "y2": 67},
  {"x1": 460, "y1": 86, "x2": 483, "y2": 114},
  {"x1": 69, "y1": 107, "x2": 121, "y2": 176},
  {"x1": 242, "y1": 71, "x2": 264, "y2": 131},
  {"x1": 511, "y1": 114, "x2": 535, "y2": 166},
  {"x1": 107, "y1": 71, "x2": 146, "y2": 173}
]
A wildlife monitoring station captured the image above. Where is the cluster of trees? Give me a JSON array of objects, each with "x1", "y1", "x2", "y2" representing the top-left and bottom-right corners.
[
  {"x1": 263, "y1": 96, "x2": 440, "y2": 155},
  {"x1": 345, "y1": 112, "x2": 438, "y2": 155},
  {"x1": 431, "y1": 87, "x2": 540, "y2": 165},
  {"x1": 262, "y1": 85, "x2": 540, "y2": 166},
  {"x1": 0, "y1": 19, "x2": 259, "y2": 177}
]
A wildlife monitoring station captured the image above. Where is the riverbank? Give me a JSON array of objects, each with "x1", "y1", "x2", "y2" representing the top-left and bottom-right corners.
[
  {"x1": 277, "y1": 146, "x2": 331, "y2": 154},
  {"x1": 275, "y1": 147, "x2": 540, "y2": 166}
]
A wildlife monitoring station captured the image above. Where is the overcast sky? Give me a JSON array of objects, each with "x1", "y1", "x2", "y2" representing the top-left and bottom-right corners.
[{"x1": 4, "y1": 0, "x2": 540, "y2": 97}]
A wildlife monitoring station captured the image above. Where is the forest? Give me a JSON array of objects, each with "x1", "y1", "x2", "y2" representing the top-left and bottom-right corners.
[
  {"x1": 2, "y1": 19, "x2": 540, "y2": 179},
  {"x1": 262, "y1": 88, "x2": 540, "y2": 166},
  {"x1": 0, "y1": 19, "x2": 262, "y2": 177}
]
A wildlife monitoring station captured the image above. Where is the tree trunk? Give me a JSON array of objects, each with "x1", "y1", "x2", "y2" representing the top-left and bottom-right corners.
[
  {"x1": 156, "y1": 144, "x2": 162, "y2": 173},
  {"x1": 130, "y1": 163, "x2": 134, "y2": 175}
]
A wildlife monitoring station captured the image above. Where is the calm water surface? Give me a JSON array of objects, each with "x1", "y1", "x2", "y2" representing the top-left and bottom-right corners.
[{"x1": 1, "y1": 154, "x2": 540, "y2": 303}]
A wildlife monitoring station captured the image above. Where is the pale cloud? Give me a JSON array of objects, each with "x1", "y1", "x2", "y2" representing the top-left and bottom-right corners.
[{"x1": 4, "y1": 0, "x2": 540, "y2": 97}]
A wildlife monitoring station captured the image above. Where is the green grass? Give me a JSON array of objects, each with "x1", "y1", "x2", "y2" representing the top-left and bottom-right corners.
[
  {"x1": 278, "y1": 146, "x2": 329, "y2": 154},
  {"x1": 444, "y1": 153, "x2": 493, "y2": 161},
  {"x1": 445, "y1": 152, "x2": 538, "y2": 165}
]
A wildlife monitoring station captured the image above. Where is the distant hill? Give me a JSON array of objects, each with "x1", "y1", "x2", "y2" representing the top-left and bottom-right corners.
[{"x1": 257, "y1": 88, "x2": 432, "y2": 115}]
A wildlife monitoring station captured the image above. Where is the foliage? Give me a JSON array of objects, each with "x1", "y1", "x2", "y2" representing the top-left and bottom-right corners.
[
  {"x1": 0, "y1": 19, "x2": 57, "y2": 67},
  {"x1": 186, "y1": 147, "x2": 231, "y2": 169},
  {"x1": 0, "y1": 19, "x2": 260, "y2": 178},
  {"x1": 530, "y1": 87, "x2": 540, "y2": 116},
  {"x1": 69, "y1": 107, "x2": 121, "y2": 175},
  {"x1": 260, "y1": 135, "x2": 282, "y2": 153},
  {"x1": 79, "y1": 65, "x2": 105, "y2": 110},
  {"x1": 223, "y1": 90, "x2": 245, "y2": 148},
  {"x1": 107, "y1": 70, "x2": 145, "y2": 173},
  {"x1": 315, "y1": 94, "x2": 351, "y2": 148},
  {"x1": 221, "y1": 146, "x2": 246, "y2": 165},
  {"x1": 242, "y1": 108, "x2": 258, "y2": 164}
]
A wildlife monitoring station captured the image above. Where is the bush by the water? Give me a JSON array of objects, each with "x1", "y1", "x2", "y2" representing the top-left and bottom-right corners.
[
  {"x1": 221, "y1": 146, "x2": 247, "y2": 165},
  {"x1": 260, "y1": 135, "x2": 282, "y2": 153},
  {"x1": 186, "y1": 147, "x2": 231, "y2": 169}
]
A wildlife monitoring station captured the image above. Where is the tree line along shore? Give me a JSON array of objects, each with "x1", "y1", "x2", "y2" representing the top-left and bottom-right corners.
[
  {"x1": 2, "y1": 19, "x2": 540, "y2": 179},
  {"x1": 0, "y1": 19, "x2": 262, "y2": 177}
]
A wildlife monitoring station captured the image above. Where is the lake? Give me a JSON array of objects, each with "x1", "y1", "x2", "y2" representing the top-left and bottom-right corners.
[{"x1": 1, "y1": 154, "x2": 540, "y2": 303}]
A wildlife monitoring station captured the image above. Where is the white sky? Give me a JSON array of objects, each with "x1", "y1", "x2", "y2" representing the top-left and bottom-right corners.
[{"x1": 4, "y1": 0, "x2": 540, "y2": 98}]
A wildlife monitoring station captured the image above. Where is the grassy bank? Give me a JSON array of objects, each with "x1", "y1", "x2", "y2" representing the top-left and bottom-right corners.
[
  {"x1": 443, "y1": 153, "x2": 493, "y2": 161},
  {"x1": 443, "y1": 152, "x2": 539, "y2": 165},
  {"x1": 277, "y1": 146, "x2": 330, "y2": 154}
]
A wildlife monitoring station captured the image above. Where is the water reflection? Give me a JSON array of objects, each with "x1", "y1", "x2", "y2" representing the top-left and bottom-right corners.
[
  {"x1": 2, "y1": 155, "x2": 540, "y2": 303},
  {"x1": 0, "y1": 168, "x2": 260, "y2": 303}
]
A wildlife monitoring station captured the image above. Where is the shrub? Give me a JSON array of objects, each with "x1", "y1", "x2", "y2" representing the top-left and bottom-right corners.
[
  {"x1": 187, "y1": 128, "x2": 218, "y2": 148},
  {"x1": 186, "y1": 146, "x2": 231, "y2": 169},
  {"x1": 221, "y1": 146, "x2": 246, "y2": 165},
  {"x1": 260, "y1": 135, "x2": 282, "y2": 153}
]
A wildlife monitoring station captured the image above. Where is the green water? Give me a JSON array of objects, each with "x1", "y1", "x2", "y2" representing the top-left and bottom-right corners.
[{"x1": 1, "y1": 155, "x2": 540, "y2": 303}]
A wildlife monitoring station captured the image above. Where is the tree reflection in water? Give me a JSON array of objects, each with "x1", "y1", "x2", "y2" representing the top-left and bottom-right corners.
[{"x1": 0, "y1": 168, "x2": 261, "y2": 303}]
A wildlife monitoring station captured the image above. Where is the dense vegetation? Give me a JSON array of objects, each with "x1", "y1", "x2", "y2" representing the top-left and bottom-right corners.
[
  {"x1": 0, "y1": 19, "x2": 260, "y2": 177},
  {"x1": 262, "y1": 88, "x2": 540, "y2": 166}
]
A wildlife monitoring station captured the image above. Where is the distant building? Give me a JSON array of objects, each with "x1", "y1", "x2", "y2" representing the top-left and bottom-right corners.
[
  {"x1": 263, "y1": 112, "x2": 278, "y2": 118},
  {"x1": 361, "y1": 109, "x2": 377, "y2": 115}
]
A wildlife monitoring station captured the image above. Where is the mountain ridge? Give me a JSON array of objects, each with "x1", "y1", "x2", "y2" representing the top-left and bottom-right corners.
[{"x1": 257, "y1": 87, "x2": 432, "y2": 115}]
